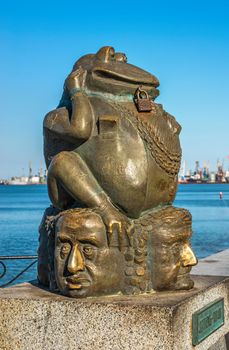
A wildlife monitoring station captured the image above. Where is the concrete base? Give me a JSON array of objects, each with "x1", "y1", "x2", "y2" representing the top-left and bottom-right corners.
[{"x1": 0, "y1": 276, "x2": 228, "y2": 350}]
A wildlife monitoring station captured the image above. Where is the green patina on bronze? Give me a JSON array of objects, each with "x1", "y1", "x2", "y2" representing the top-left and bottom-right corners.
[
  {"x1": 192, "y1": 298, "x2": 224, "y2": 346},
  {"x1": 38, "y1": 46, "x2": 198, "y2": 298}
]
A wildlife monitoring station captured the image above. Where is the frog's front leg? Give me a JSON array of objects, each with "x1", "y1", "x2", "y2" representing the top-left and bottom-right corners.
[{"x1": 43, "y1": 68, "x2": 94, "y2": 143}]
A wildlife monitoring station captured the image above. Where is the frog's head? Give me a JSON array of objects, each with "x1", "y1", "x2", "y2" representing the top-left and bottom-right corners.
[{"x1": 73, "y1": 46, "x2": 160, "y2": 100}]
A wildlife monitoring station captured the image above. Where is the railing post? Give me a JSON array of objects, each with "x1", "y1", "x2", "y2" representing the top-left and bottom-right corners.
[{"x1": 0, "y1": 256, "x2": 38, "y2": 288}]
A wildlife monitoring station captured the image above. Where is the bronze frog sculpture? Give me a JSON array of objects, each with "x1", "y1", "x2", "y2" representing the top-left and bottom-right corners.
[
  {"x1": 44, "y1": 46, "x2": 181, "y2": 228},
  {"x1": 38, "y1": 46, "x2": 197, "y2": 297}
]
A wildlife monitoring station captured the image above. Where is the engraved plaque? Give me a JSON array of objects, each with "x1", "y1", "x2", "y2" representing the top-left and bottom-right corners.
[{"x1": 192, "y1": 298, "x2": 224, "y2": 346}]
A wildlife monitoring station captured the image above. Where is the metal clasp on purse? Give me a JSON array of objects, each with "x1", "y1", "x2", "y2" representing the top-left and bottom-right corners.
[{"x1": 134, "y1": 87, "x2": 153, "y2": 112}]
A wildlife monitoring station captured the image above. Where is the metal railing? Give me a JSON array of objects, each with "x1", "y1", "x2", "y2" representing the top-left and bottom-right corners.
[{"x1": 0, "y1": 255, "x2": 37, "y2": 288}]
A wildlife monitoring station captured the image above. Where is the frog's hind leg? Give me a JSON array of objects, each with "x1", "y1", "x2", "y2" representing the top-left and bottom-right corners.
[
  {"x1": 47, "y1": 150, "x2": 130, "y2": 235},
  {"x1": 47, "y1": 151, "x2": 104, "y2": 210}
]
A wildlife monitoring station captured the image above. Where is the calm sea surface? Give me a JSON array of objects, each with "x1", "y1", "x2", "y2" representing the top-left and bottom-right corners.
[{"x1": 0, "y1": 184, "x2": 229, "y2": 285}]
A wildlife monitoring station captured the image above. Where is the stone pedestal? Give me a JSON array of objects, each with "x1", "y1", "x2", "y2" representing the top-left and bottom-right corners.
[{"x1": 0, "y1": 276, "x2": 228, "y2": 350}]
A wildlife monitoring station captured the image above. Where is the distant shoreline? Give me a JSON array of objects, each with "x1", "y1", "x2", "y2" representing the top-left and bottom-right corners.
[
  {"x1": 0, "y1": 183, "x2": 47, "y2": 186},
  {"x1": 1, "y1": 182, "x2": 229, "y2": 187},
  {"x1": 178, "y1": 182, "x2": 229, "y2": 185}
]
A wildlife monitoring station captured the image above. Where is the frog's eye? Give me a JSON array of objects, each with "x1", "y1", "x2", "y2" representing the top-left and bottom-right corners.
[
  {"x1": 96, "y1": 46, "x2": 115, "y2": 62},
  {"x1": 109, "y1": 47, "x2": 115, "y2": 60},
  {"x1": 115, "y1": 53, "x2": 127, "y2": 63}
]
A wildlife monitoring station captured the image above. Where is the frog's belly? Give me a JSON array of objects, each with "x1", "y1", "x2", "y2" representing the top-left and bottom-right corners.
[{"x1": 77, "y1": 134, "x2": 148, "y2": 218}]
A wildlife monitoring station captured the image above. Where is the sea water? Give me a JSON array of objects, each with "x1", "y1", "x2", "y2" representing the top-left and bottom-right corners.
[{"x1": 0, "y1": 184, "x2": 229, "y2": 286}]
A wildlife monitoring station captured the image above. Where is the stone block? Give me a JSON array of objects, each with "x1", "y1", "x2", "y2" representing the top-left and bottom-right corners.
[{"x1": 0, "y1": 276, "x2": 228, "y2": 350}]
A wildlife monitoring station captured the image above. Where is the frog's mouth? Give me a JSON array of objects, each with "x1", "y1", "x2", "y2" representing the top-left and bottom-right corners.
[
  {"x1": 93, "y1": 69, "x2": 159, "y2": 89},
  {"x1": 92, "y1": 59, "x2": 160, "y2": 91}
]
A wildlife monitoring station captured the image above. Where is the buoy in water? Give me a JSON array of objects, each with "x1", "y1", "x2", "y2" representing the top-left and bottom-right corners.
[{"x1": 219, "y1": 192, "x2": 223, "y2": 199}]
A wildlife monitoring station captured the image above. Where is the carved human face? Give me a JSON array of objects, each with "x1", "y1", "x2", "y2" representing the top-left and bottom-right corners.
[
  {"x1": 54, "y1": 212, "x2": 125, "y2": 297},
  {"x1": 152, "y1": 235, "x2": 197, "y2": 291},
  {"x1": 174, "y1": 241, "x2": 197, "y2": 290}
]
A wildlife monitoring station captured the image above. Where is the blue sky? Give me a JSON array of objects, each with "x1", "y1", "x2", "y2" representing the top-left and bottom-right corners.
[{"x1": 0, "y1": 0, "x2": 229, "y2": 178}]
